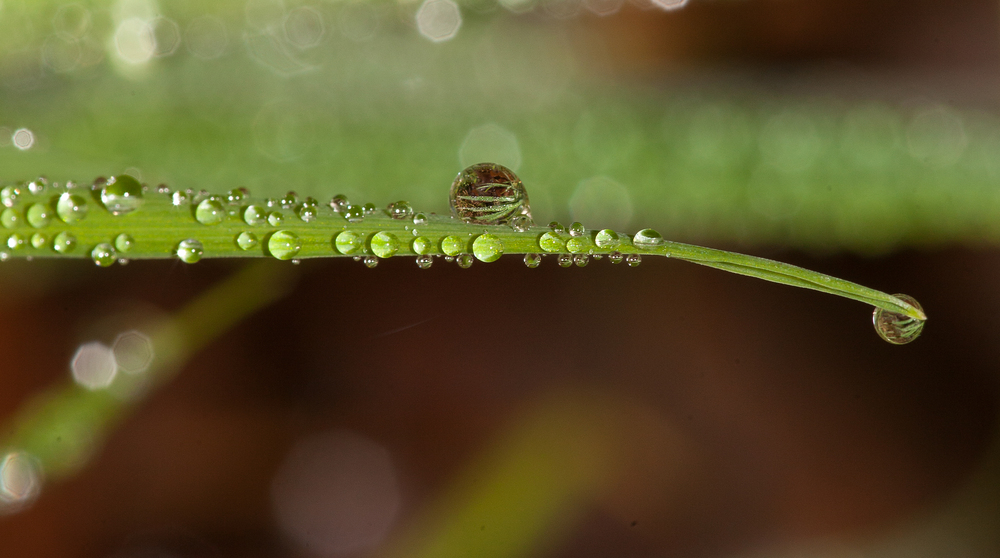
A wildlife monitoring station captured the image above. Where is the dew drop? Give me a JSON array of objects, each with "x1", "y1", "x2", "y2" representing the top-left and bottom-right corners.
[
  {"x1": 548, "y1": 221, "x2": 566, "y2": 233},
  {"x1": 873, "y1": 294, "x2": 926, "y2": 345},
  {"x1": 472, "y1": 233, "x2": 503, "y2": 262},
  {"x1": 444, "y1": 256, "x2": 454, "y2": 262},
  {"x1": 569, "y1": 222, "x2": 585, "y2": 237},
  {"x1": 524, "y1": 253, "x2": 542, "y2": 268},
  {"x1": 412, "y1": 236, "x2": 433, "y2": 255},
  {"x1": 413, "y1": 212, "x2": 428, "y2": 226},
  {"x1": 441, "y1": 235, "x2": 466, "y2": 257},
  {"x1": 388, "y1": 201, "x2": 414, "y2": 220},
  {"x1": 91, "y1": 242, "x2": 117, "y2": 267},
  {"x1": 1, "y1": 185, "x2": 21, "y2": 208},
  {"x1": 53, "y1": 231, "x2": 76, "y2": 253},
  {"x1": 268, "y1": 230, "x2": 302, "y2": 260},
  {"x1": 114, "y1": 233, "x2": 135, "y2": 253},
  {"x1": 118, "y1": 258, "x2": 129, "y2": 266},
  {"x1": 302, "y1": 197, "x2": 318, "y2": 208},
  {"x1": 195, "y1": 199, "x2": 225, "y2": 225},
  {"x1": 100, "y1": 175, "x2": 144, "y2": 215},
  {"x1": 0, "y1": 251, "x2": 7, "y2": 262},
  {"x1": 1, "y1": 208, "x2": 19, "y2": 229},
  {"x1": 236, "y1": 231, "x2": 259, "y2": 251},
  {"x1": 456, "y1": 254, "x2": 474, "y2": 268},
  {"x1": 370, "y1": 231, "x2": 400, "y2": 258},
  {"x1": 329, "y1": 194, "x2": 348, "y2": 213},
  {"x1": 363, "y1": 255, "x2": 378, "y2": 268},
  {"x1": 176, "y1": 239, "x2": 204, "y2": 264},
  {"x1": 27, "y1": 179, "x2": 46, "y2": 195},
  {"x1": 626, "y1": 253, "x2": 642, "y2": 267},
  {"x1": 574, "y1": 254, "x2": 589, "y2": 267},
  {"x1": 416, "y1": 255, "x2": 433, "y2": 269},
  {"x1": 7, "y1": 233, "x2": 26, "y2": 250},
  {"x1": 334, "y1": 231, "x2": 363, "y2": 255},
  {"x1": 297, "y1": 205, "x2": 317, "y2": 222},
  {"x1": 266, "y1": 198, "x2": 279, "y2": 208},
  {"x1": 244, "y1": 205, "x2": 267, "y2": 226},
  {"x1": 343, "y1": 204, "x2": 364, "y2": 222},
  {"x1": 228, "y1": 187, "x2": 249, "y2": 203},
  {"x1": 538, "y1": 231, "x2": 566, "y2": 253},
  {"x1": 267, "y1": 212, "x2": 284, "y2": 227},
  {"x1": 30, "y1": 233, "x2": 48, "y2": 249},
  {"x1": 450, "y1": 162, "x2": 531, "y2": 225},
  {"x1": 595, "y1": 229, "x2": 620, "y2": 249},
  {"x1": 281, "y1": 191, "x2": 298, "y2": 208},
  {"x1": 56, "y1": 193, "x2": 88, "y2": 223},
  {"x1": 509, "y1": 214, "x2": 532, "y2": 232},
  {"x1": 25, "y1": 203, "x2": 51, "y2": 228},
  {"x1": 609, "y1": 251, "x2": 623, "y2": 264},
  {"x1": 633, "y1": 228, "x2": 663, "y2": 249},
  {"x1": 171, "y1": 190, "x2": 190, "y2": 206},
  {"x1": 558, "y1": 254, "x2": 573, "y2": 268},
  {"x1": 363, "y1": 203, "x2": 377, "y2": 215},
  {"x1": 566, "y1": 237, "x2": 590, "y2": 254}
]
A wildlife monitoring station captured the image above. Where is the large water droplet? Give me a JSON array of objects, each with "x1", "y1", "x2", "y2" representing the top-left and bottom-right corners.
[
  {"x1": 25, "y1": 204, "x2": 51, "y2": 228},
  {"x1": 441, "y1": 235, "x2": 466, "y2": 257},
  {"x1": 595, "y1": 229, "x2": 620, "y2": 249},
  {"x1": 412, "y1": 236, "x2": 433, "y2": 255},
  {"x1": 91, "y1": 243, "x2": 117, "y2": 267},
  {"x1": 633, "y1": 228, "x2": 663, "y2": 249},
  {"x1": 569, "y1": 222, "x2": 585, "y2": 237},
  {"x1": 370, "y1": 231, "x2": 400, "y2": 258},
  {"x1": 609, "y1": 251, "x2": 623, "y2": 264},
  {"x1": 53, "y1": 231, "x2": 76, "y2": 253},
  {"x1": 456, "y1": 254, "x2": 474, "y2": 268},
  {"x1": 388, "y1": 201, "x2": 414, "y2": 220},
  {"x1": 548, "y1": 221, "x2": 566, "y2": 233},
  {"x1": 509, "y1": 214, "x2": 532, "y2": 232},
  {"x1": 329, "y1": 194, "x2": 348, "y2": 213},
  {"x1": 100, "y1": 175, "x2": 144, "y2": 215},
  {"x1": 538, "y1": 231, "x2": 565, "y2": 253},
  {"x1": 176, "y1": 239, "x2": 204, "y2": 263},
  {"x1": 228, "y1": 187, "x2": 249, "y2": 203},
  {"x1": 195, "y1": 199, "x2": 225, "y2": 225},
  {"x1": 416, "y1": 255, "x2": 433, "y2": 269},
  {"x1": 268, "y1": 230, "x2": 302, "y2": 260},
  {"x1": 472, "y1": 234, "x2": 504, "y2": 262},
  {"x1": 334, "y1": 231, "x2": 363, "y2": 255},
  {"x1": 873, "y1": 294, "x2": 925, "y2": 345},
  {"x1": 412, "y1": 212, "x2": 428, "y2": 226},
  {"x1": 297, "y1": 205, "x2": 317, "y2": 222},
  {"x1": 363, "y1": 255, "x2": 378, "y2": 268},
  {"x1": 626, "y1": 254, "x2": 642, "y2": 267},
  {"x1": 56, "y1": 193, "x2": 88, "y2": 223},
  {"x1": 30, "y1": 233, "x2": 48, "y2": 249},
  {"x1": 557, "y1": 254, "x2": 572, "y2": 267},
  {"x1": 566, "y1": 237, "x2": 590, "y2": 254},
  {"x1": 450, "y1": 162, "x2": 531, "y2": 225},
  {"x1": 114, "y1": 233, "x2": 135, "y2": 253},
  {"x1": 244, "y1": 205, "x2": 267, "y2": 226},
  {"x1": 6, "y1": 233, "x2": 26, "y2": 250},
  {"x1": 236, "y1": 231, "x2": 259, "y2": 250},
  {"x1": 343, "y1": 204, "x2": 364, "y2": 222},
  {"x1": 524, "y1": 253, "x2": 542, "y2": 268},
  {"x1": 1, "y1": 208, "x2": 19, "y2": 229},
  {"x1": 1, "y1": 186, "x2": 20, "y2": 208}
]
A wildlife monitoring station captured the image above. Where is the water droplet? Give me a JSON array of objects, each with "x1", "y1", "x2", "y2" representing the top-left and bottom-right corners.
[
  {"x1": 6, "y1": 233, "x2": 26, "y2": 250},
  {"x1": 297, "y1": 205, "x2": 317, "y2": 222},
  {"x1": 626, "y1": 253, "x2": 642, "y2": 267},
  {"x1": 444, "y1": 256, "x2": 455, "y2": 262},
  {"x1": 524, "y1": 253, "x2": 542, "y2": 268},
  {"x1": 539, "y1": 231, "x2": 566, "y2": 253},
  {"x1": 633, "y1": 228, "x2": 663, "y2": 249},
  {"x1": 334, "y1": 231, "x2": 363, "y2": 255},
  {"x1": 412, "y1": 236, "x2": 433, "y2": 255},
  {"x1": 25, "y1": 203, "x2": 51, "y2": 228},
  {"x1": 281, "y1": 191, "x2": 298, "y2": 208},
  {"x1": 0, "y1": 251, "x2": 8, "y2": 262},
  {"x1": 27, "y1": 179, "x2": 45, "y2": 195},
  {"x1": 291, "y1": 259, "x2": 301, "y2": 265},
  {"x1": 609, "y1": 251, "x2": 623, "y2": 264},
  {"x1": 1, "y1": 186, "x2": 21, "y2": 207},
  {"x1": 558, "y1": 254, "x2": 573, "y2": 267},
  {"x1": 157, "y1": 184, "x2": 171, "y2": 195},
  {"x1": 176, "y1": 239, "x2": 204, "y2": 264},
  {"x1": 243, "y1": 205, "x2": 267, "y2": 226},
  {"x1": 267, "y1": 212, "x2": 284, "y2": 227},
  {"x1": 413, "y1": 212, "x2": 428, "y2": 226},
  {"x1": 228, "y1": 187, "x2": 249, "y2": 203},
  {"x1": 566, "y1": 237, "x2": 590, "y2": 254},
  {"x1": 450, "y1": 162, "x2": 531, "y2": 225},
  {"x1": 265, "y1": 197, "x2": 279, "y2": 208},
  {"x1": 595, "y1": 229, "x2": 620, "y2": 249},
  {"x1": 1, "y1": 208, "x2": 20, "y2": 229},
  {"x1": 472, "y1": 233, "x2": 504, "y2": 262},
  {"x1": 441, "y1": 235, "x2": 466, "y2": 257},
  {"x1": 118, "y1": 258, "x2": 129, "y2": 266},
  {"x1": 268, "y1": 230, "x2": 302, "y2": 260},
  {"x1": 91, "y1": 243, "x2": 117, "y2": 267},
  {"x1": 873, "y1": 294, "x2": 926, "y2": 345},
  {"x1": 509, "y1": 214, "x2": 532, "y2": 232},
  {"x1": 114, "y1": 233, "x2": 135, "y2": 253},
  {"x1": 548, "y1": 221, "x2": 566, "y2": 233},
  {"x1": 195, "y1": 199, "x2": 225, "y2": 225},
  {"x1": 329, "y1": 194, "x2": 348, "y2": 213},
  {"x1": 388, "y1": 201, "x2": 414, "y2": 220},
  {"x1": 302, "y1": 197, "x2": 318, "y2": 208},
  {"x1": 456, "y1": 254, "x2": 474, "y2": 268},
  {"x1": 56, "y1": 193, "x2": 88, "y2": 223},
  {"x1": 171, "y1": 190, "x2": 190, "y2": 206},
  {"x1": 236, "y1": 231, "x2": 259, "y2": 250},
  {"x1": 343, "y1": 204, "x2": 364, "y2": 222},
  {"x1": 30, "y1": 233, "x2": 47, "y2": 249},
  {"x1": 569, "y1": 222, "x2": 585, "y2": 237},
  {"x1": 100, "y1": 175, "x2": 144, "y2": 215},
  {"x1": 370, "y1": 231, "x2": 400, "y2": 258},
  {"x1": 363, "y1": 255, "x2": 378, "y2": 268},
  {"x1": 574, "y1": 254, "x2": 589, "y2": 267},
  {"x1": 53, "y1": 231, "x2": 76, "y2": 253},
  {"x1": 416, "y1": 255, "x2": 433, "y2": 269},
  {"x1": 363, "y1": 203, "x2": 377, "y2": 215}
]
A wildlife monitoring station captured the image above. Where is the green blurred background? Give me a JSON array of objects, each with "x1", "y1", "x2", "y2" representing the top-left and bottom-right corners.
[{"x1": 1, "y1": 1, "x2": 998, "y2": 557}]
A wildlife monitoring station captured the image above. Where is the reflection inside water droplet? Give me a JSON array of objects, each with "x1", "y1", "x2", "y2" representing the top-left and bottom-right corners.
[
  {"x1": 195, "y1": 199, "x2": 225, "y2": 225},
  {"x1": 335, "y1": 231, "x2": 363, "y2": 255},
  {"x1": 269, "y1": 230, "x2": 302, "y2": 260},
  {"x1": 450, "y1": 163, "x2": 531, "y2": 225},
  {"x1": 557, "y1": 254, "x2": 572, "y2": 267},
  {"x1": 176, "y1": 239, "x2": 204, "y2": 263},
  {"x1": 873, "y1": 294, "x2": 925, "y2": 345},
  {"x1": 524, "y1": 253, "x2": 541, "y2": 268},
  {"x1": 472, "y1": 234, "x2": 503, "y2": 262},
  {"x1": 416, "y1": 255, "x2": 433, "y2": 269},
  {"x1": 456, "y1": 253, "x2": 474, "y2": 268},
  {"x1": 633, "y1": 229, "x2": 663, "y2": 249},
  {"x1": 595, "y1": 229, "x2": 620, "y2": 249},
  {"x1": 625, "y1": 253, "x2": 641, "y2": 267},
  {"x1": 91, "y1": 243, "x2": 117, "y2": 267},
  {"x1": 387, "y1": 201, "x2": 414, "y2": 220},
  {"x1": 363, "y1": 255, "x2": 378, "y2": 268},
  {"x1": 370, "y1": 232, "x2": 400, "y2": 258}
]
